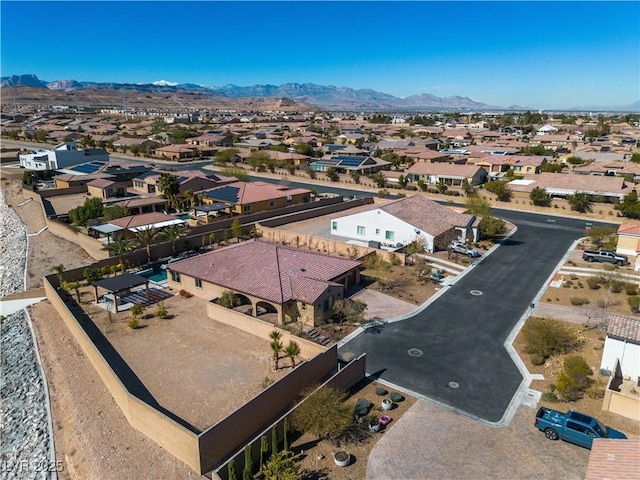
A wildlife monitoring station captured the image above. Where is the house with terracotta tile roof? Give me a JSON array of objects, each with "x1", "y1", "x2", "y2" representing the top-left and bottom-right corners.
[
  {"x1": 329, "y1": 195, "x2": 477, "y2": 252},
  {"x1": 132, "y1": 170, "x2": 236, "y2": 196},
  {"x1": 152, "y1": 144, "x2": 199, "y2": 161},
  {"x1": 572, "y1": 161, "x2": 640, "y2": 181},
  {"x1": 86, "y1": 178, "x2": 128, "y2": 199},
  {"x1": 472, "y1": 155, "x2": 548, "y2": 175},
  {"x1": 401, "y1": 147, "x2": 450, "y2": 163},
  {"x1": 166, "y1": 239, "x2": 362, "y2": 326},
  {"x1": 585, "y1": 439, "x2": 640, "y2": 480},
  {"x1": 616, "y1": 224, "x2": 640, "y2": 267},
  {"x1": 110, "y1": 197, "x2": 170, "y2": 216},
  {"x1": 106, "y1": 212, "x2": 187, "y2": 238},
  {"x1": 600, "y1": 314, "x2": 640, "y2": 380},
  {"x1": 405, "y1": 162, "x2": 488, "y2": 187},
  {"x1": 200, "y1": 181, "x2": 312, "y2": 215},
  {"x1": 506, "y1": 173, "x2": 631, "y2": 202}
]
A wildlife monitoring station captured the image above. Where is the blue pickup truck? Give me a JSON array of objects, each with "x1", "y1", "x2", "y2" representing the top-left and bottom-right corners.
[{"x1": 535, "y1": 407, "x2": 627, "y2": 449}]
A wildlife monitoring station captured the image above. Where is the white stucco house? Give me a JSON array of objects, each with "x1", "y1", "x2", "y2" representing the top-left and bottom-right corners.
[
  {"x1": 19, "y1": 142, "x2": 109, "y2": 171},
  {"x1": 329, "y1": 195, "x2": 477, "y2": 253},
  {"x1": 600, "y1": 314, "x2": 640, "y2": 379}
]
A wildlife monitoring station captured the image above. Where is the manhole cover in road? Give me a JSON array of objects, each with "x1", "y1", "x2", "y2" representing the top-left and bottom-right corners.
[
  {"x1": 407, "y1": 348, "x2": 424, "y2": 357},
  {"x1": 470, "y1": 290, "x2": 483, "y2": 296},
  {"x1": 448, "y1": 381, "x2": 460, "y2": 389}
]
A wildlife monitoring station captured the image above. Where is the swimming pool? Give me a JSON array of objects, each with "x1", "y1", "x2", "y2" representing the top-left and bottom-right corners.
[{"x1": 138, "y1": 266, "x2": 168, "y2": 283}]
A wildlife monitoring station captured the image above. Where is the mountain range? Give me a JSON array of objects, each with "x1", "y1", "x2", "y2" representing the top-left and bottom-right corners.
[{"x1": 1, "y1": 74, "x2": 638, "y2": 112}]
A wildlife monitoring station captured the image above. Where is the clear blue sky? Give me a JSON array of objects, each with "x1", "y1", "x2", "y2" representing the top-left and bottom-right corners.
[{"x1": 2, "y1": 1, "x2": 639, "y2": 109}]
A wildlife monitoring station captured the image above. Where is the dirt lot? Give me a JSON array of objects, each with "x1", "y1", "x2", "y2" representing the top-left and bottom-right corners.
[
  {"x1": 541, "y1": 249, "x2": 640, "y2": 318},
  {"x1": 74, "y1": 289, "x2": 291, "y2": 431},
  {"x1": 290, "y1": 379, "x2": 416, "y2": 480}
]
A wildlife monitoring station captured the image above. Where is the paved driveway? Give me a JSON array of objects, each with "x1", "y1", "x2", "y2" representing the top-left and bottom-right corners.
[
  {"x1": 367, "y1": 400, "x2": 590, "y2": 480},
  {"x1": 340, "y1": 213, "x2": 596, "y2": 423}
]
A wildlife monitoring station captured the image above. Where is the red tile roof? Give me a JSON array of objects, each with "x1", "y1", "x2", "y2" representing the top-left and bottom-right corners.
[
  {"x1": 585, "y1": 439, "x2": 640, "y2": 480},
  {"x1": 168, "y1": 240, "x2": 361, "y2": 304},
  {"x1": 607, "y1": 314, "x2": 640, "y2": 343},
  {"x1": 87, "y1": 178, "x2": 116, "y2": 188},
  {"x1": 108, "y1": 212, "x2": 177, "y2": 229},
  {"x1": 618, "y1": 224, "x2": 640, "y2": 237}
]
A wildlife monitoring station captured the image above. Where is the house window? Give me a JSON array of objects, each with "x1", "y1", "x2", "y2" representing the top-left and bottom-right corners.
[
  {"x1": 375, "y1": 228, "x2": 380, "y2": 235},
  {"x1": 195, "y1": 278, "x2": 202, "y2": 289},
  {"x1": 385, "y1": 230, "x2": 395, "y2": 241},
  {"x1": 269, "y1": 200, "x2": 275, "y2": 207},
  {"x1": 243, "y1": 204, "x2": 251, "y2": 213},
  {"x1": 357, "y1": 226, "x2": 366, "y2": 236},
  {"x1": 170, "y1": 270, "x2": 181, "y2": 283},
  {"x1": 332, "y1": 221, "x2": 338, "y2": 230}
]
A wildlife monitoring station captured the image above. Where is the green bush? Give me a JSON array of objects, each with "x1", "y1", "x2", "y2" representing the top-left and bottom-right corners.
[
  {"x1": 628, "y1": 296, "x2": 640, "y2": 313},
  {"x1": 128, "y1": 318, "x2": 140, "y2": 329},
  {"x1": 586, "y1": 383, "x2": 605, "y2": 399},
  {"x1": 154, "y1": 304, "x2": 169, "y2": 319},
  {"x1": 570, "y1": 297, "x2": 590, "y2": 306},
  {"x1": 586, "y1": 277, "x2": 601, "y2": 290},
  {"x1": 610, "y1": 281, "x2": 625, "y2": 294},
  {"x1": 556, "y1": 355, "x2": 593, "y2": 401},
  {"x1": 521, "y1": 317, "x2": 579, "y2": 361},
  {"x1": 541, "y1": 392, "x2": 558, "y2": 402},
  {"x1": 625, "y1": 283, "x2": 639, "y2": 296},
  {"x1": 530, "y1": 353, "x2": 546, "y2": 365}
]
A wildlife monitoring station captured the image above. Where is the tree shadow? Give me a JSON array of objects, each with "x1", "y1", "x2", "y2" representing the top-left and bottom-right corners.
[{"x1": 300, "y1": 467, "x2": 330, "y2": 480}]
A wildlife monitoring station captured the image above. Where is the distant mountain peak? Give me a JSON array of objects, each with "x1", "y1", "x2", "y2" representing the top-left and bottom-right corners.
[{"x1": 150, "y1": 80, "x2": 178, "y2": 87}]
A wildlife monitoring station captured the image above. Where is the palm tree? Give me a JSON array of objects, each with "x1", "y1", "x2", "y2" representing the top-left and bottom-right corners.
[
  {"x1": 51, "y1": 263, "x2": 65, "y2": 283},
  {"x1": 101, "y1": 233, "x2": 137, "y2": 272},
  {"x1": 61, "y1": 280, "x2": 81, "y2": 302},
  {"x1": 135, "y1": 226, "x2": 159, "y2": 264},
  {"x1": 270, "y1": 339, "x2": 283, "y2": 371},
  {"x1": 158, "y1": 172, "x2": 180, "y2": 209},
  {"x1": 283, "y1": 341, "x2": 301, "y2": 368},
  {"x1": 159, "y1": 224, "x2": 190, "y2": 256},
  {"x1": 183, "y1": 189, "x2": 196, "y2": 210}
]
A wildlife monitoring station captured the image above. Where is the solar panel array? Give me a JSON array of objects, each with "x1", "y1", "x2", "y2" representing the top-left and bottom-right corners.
[
  {"x1": 206, "y1": 185, "x2": 240, "y2": 203},
  {"x1": 71, "y1": 160, "x2": 107, "y2": 174},
  {"x1": 336, "y1": 156, "x2": 366, "y2": 168}
]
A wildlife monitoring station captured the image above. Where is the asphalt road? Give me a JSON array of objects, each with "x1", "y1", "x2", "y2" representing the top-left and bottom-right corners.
[{"x1": 339, "y1": 213, "x2": 597, "y2": 423}]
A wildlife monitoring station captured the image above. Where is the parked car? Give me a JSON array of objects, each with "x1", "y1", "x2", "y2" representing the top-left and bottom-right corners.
[
  {"x1": 582, "y1": 249, "x2": 628, "y2": 266},
  {"x1": 534, "y1": 407, "x2": 626, "y2": 449},
  {"x1": 449, "y1": 241, "x2": 481, "y2": 258}
]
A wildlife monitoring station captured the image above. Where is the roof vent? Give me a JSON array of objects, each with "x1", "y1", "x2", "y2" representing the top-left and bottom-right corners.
[{"x1": 300, "y1": 268, "x2": 306, "y2": 272}]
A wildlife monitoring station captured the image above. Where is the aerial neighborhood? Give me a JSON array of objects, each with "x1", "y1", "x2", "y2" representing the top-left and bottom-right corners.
[{"x1": 2, "y1": 99, "x2": 640, "y2": 479}]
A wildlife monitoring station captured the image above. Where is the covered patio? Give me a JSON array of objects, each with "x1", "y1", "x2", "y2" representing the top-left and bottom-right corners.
[{"x1": 91, "y1": 273, "x2": 151, "y2": 313}]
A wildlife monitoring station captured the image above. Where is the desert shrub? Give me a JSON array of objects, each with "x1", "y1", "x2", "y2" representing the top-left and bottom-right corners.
[
  {"x1": 154, "y1": 303, "x2": 169, "y2": 319},
  {"x1": 128, "y1": 318, "x2": 140, "y2": 329},
  {"x1": 570, "y1": 297, "x2": 589, "y2": 306},
  {"x1": 562, "y1": 281, "x2": 572, "y2": 288},
  {"x1": 521, "y1": 317, "x2": 579, "y2": 361},
  {"x1": 610, "y1": 281, "x2": 625, "y2": 294},
  {"x1": 624, "y1": 283, "x2": 639, "y2": 295},
  {"x1": 586, "y1": 277, "x2": 601, "y2": 290},
  {"x1": 291, "y1": 384, "x2": 353, "y2": 441},
  {"x1": 444, "y1": 190, "x2": 461, "y2": 196},
  {"x1": 628, "y1": 296, "x2": 640, "y2": 313},
  {"x1": 556, "y1": 355, "x2": 593, "y2": 401},
  {"x1": 179, "y1": 289, "x2": 193, "y2": 298},
  {"x1": 586, "y1": 383, "x2": 605, "y2": 399},
  {"x1": 530, "y1": 353, "x2": 546, "y2": 365},
  {"x1": 541, "y1": 392, "x2": 558, "y2": 402}
]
